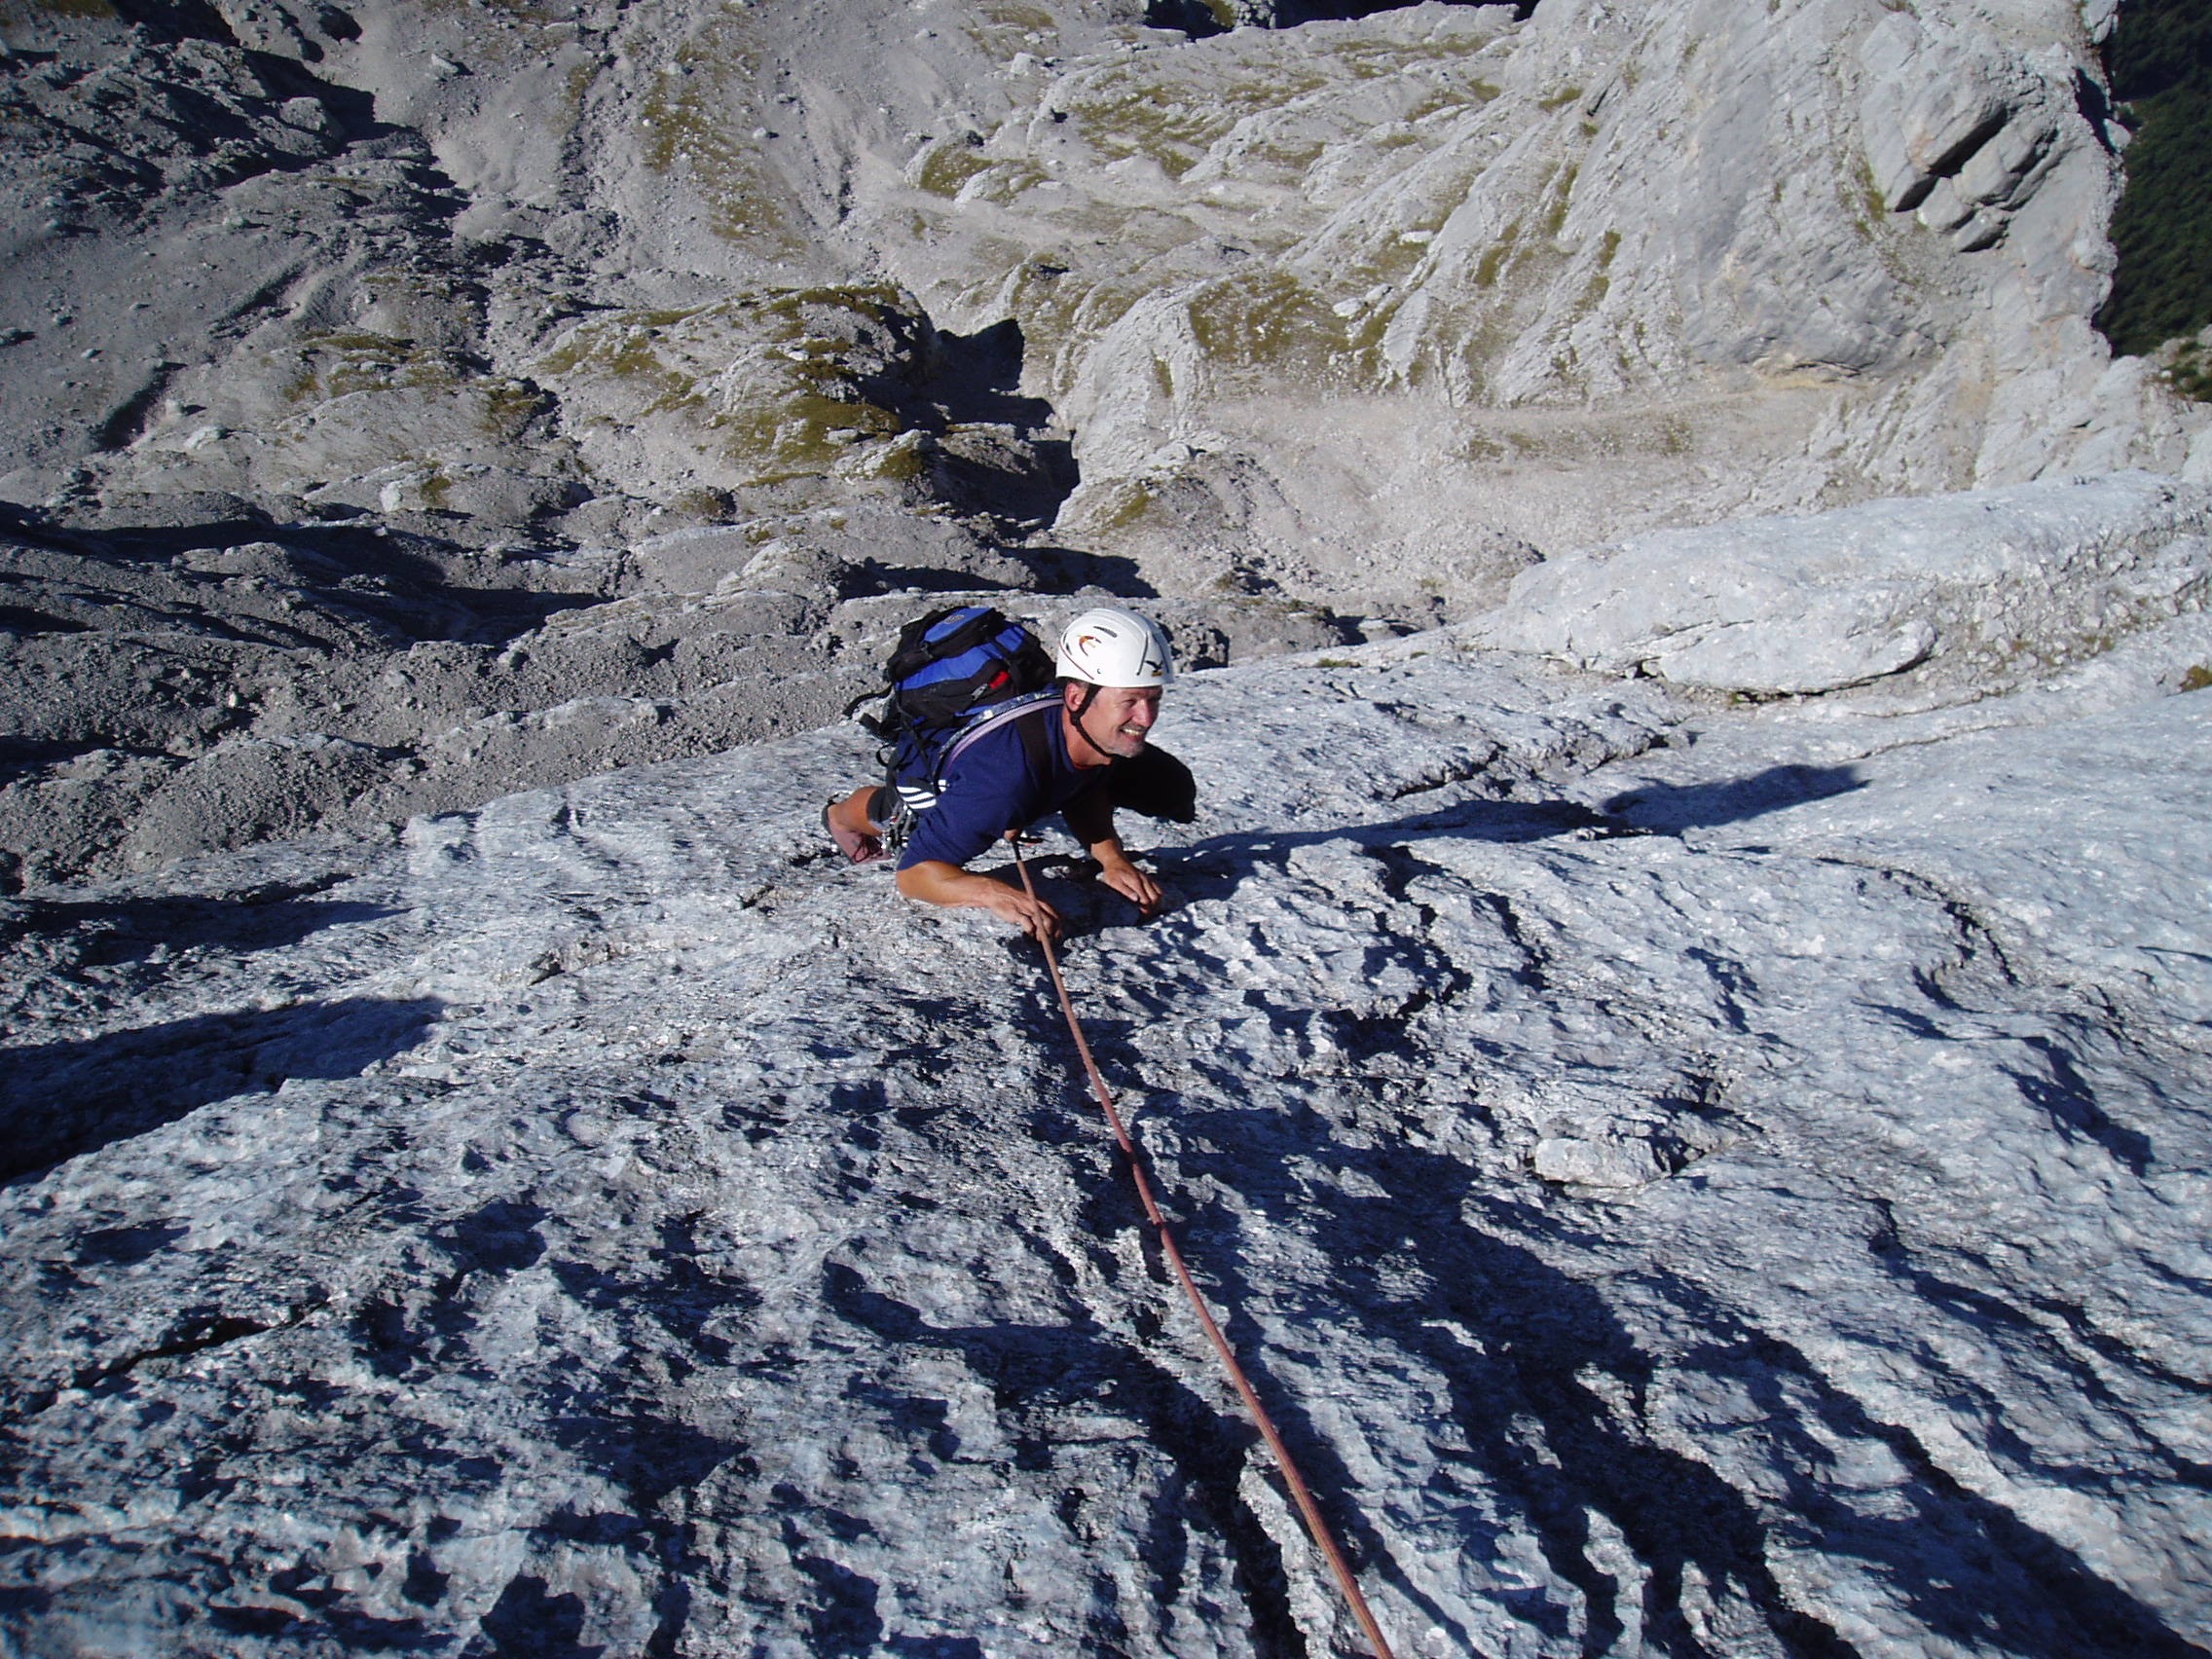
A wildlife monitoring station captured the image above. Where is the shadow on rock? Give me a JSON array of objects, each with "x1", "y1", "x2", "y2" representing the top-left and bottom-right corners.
[
  {"x1": 1603, "y1": 763, "x2": 1864, "y2": 832},
  {"x1": 1156, "y1": 1092, "x2": 2207, "y2": 1658},
  {"x1": 1006, "y1": 541, "x2": 1158, "y2": 596},
  {"x1": 1, "y1": 501, "x2": 605, "y2": 646},
  {"x1": 0, "y1": 885, "x2": 398, "y2": 964},
  {"x1": 1140, "y1": 794, "x2": 1641, "y2": 908},
  {"x1": 0, "y1": 995, "x2": 442, "y2": 1184},
  {"x1": 470, "y1": 1573, "x2": 605, "y2": 1659},
  {"x1": 821, "y1": 1259, "x2": 1310, "y2": 1654},
  {"x1": 915, "y1": 319, "x2": 1081, "y2": 533}
]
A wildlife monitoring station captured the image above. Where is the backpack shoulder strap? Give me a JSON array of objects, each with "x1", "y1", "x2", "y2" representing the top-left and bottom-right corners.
[
  {"x1": 1016, "y1": 702, "x2": 1054, "y2": 774},
  {"x1": 934, "y1": 690, "x2": 1060, "y2": 788}
]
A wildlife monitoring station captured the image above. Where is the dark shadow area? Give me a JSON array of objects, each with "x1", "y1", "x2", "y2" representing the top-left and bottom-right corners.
[
  {"x1": 0, "y1": 501, "x2": 603, "y2": 645},
  {"x1": 789, "y1": 1526, "x2": 886, "y2": 1657},
  {"x1": 0, "y1": 881, "x2": 396, "y2": 965},
  {"x1": 0, "y1": 995, "x2": 442, "y2": 1184},
  {"x1": 833, "y1": 558, "x2": 1020, "y2": 599},
  {"x1": 1600, "y1": 764, "x2": 1865, "y2": 831},
  {"x1": 822, "y1": 1260, "x2": 1309, "y2": 1656},
  {"x1": 1003, "y1": 541, "x2": 1158, "y2": 596},
  {"x1": 0, "y1": 737, "x2": 102, "y2": 769},
  {"x1": 547, "y1": 1214, "x2": 764, "y2": 1370},
  {"x1": 1271, "y1": 0, "x2": 1537, "y2": 21},
  {"x1": 0, "y1": 605, "x2": 87, "y2": 635},
  {"x1": 72, "y1": 1220, "x2": 192, "y2": 1265},
  {"x1": 1135, "y1": 1076, "x2": 2212, "y2": 1657},
  {"x1": 907, "y1": 318, "x2": 1082, "y2": 535},
  {"x1": 2009, "y1": 1035, "x2": 2156, "y2": 1176},
  {"x1": 1148, "y1": 0, "x2": 1539, "y2": 34},
  {"x1": 205, "y1": 1579, "x2": 444, "y2": 1651},
  {"x1": 928, "y1": 318, "x2": 1057, "y2": 428},
  {"x1": 464, "y1": 1573, "x2": 606, "y2": 1659},
  {"x1": 542, "y1": 1388, "x2": 740, "y2": 1512}
]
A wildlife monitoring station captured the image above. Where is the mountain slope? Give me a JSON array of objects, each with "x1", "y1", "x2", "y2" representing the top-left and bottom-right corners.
[{"x1": 5, "y1": 591, "x2": 2208, "y2": 1655}]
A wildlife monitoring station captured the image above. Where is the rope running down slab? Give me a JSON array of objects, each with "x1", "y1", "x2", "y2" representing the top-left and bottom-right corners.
[{"x1": 1009, "y1": 841, "x2": 1398, "y2": 1659}]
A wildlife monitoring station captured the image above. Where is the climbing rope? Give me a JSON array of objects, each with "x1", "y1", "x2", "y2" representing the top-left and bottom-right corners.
[{"x1": 1009, "y1": 840, "x2": 1399, "y2": 1659}]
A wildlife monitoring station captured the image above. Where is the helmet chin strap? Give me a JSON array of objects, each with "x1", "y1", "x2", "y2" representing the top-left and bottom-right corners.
[{"x1": 1068, "y1": 682, "x2": 1121, "y2": 763}]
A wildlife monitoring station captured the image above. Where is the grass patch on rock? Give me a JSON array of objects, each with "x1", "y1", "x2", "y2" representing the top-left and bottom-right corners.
[{"x1": 534, "y1": 285, "x2": 930, "y2": 489}]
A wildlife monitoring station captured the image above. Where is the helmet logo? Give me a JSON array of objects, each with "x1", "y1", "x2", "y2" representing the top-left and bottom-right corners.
[{"x1": 1054, "y1": 607, "x2": 1172, "y2": 687}]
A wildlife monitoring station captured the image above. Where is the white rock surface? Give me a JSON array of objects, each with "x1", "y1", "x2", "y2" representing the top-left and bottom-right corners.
[
  {"x1": 4, "y1": 628, "x2": 2209, "y2": 1655},
  {"x1": 6, "y1": 0, "x2": 2211, "y2": 885},
  {"x1": 1477, "y1": 470, "x2": 2212, "y2": 697},
  {"x1": 6, "y1": 4, "x2": 2212, "y2": 1647}
]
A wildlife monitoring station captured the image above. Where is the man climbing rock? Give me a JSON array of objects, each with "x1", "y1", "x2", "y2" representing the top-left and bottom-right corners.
[{"x1": 823, "y1": 608, "x2": 1186, "y2": 942}]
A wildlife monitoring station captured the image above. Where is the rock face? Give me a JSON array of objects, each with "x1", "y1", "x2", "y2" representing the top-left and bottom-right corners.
[
  {"x1": 5, "y1": 596, "x2": 2211, "y2": 1655},
  {"x1": 1478, "y1": 469, "x2": 2212, "y2": 697},
  {"x1": 866, "y1": 0, "x2": 2212, "y2": 594},
  {"x1": 6, "y1": 0, "x2": 2208, "y2": 569},
  {"x1": 5, "y1": 0, "x2": 2212, "y2": 877},
  {"x1": 7, "y1": 4, "x2": 2212, "y2": 1649},
  {"x1": 0, "y1": 498, "x2": 1351, "y2": 886}
]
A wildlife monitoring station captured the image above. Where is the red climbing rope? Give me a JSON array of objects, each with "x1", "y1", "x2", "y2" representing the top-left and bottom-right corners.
[{"x1": 1009, "y1": 840, "x2": 1398, "y2": 1659}]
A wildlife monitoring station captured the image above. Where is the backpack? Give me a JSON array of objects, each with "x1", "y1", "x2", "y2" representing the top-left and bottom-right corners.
[{"x1": 861, "y1": 604, "x2": 1056, "y2": 747}]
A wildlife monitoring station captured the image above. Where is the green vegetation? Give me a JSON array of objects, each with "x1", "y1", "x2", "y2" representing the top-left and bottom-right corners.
[
  {"x1": 535, "y1": 287, "x2": 923, "y2": 487},
  {"x1": 2096, "y1": 0, "x2": 2212, "y2": 379},
  {"x1": 915, "y1": 140, "x2": 995, "y2": 199},
  {"x1": 2182, "y1": 664, "x2": 2212, "y2": 691},
  {"x1": 1473, "y1": 221, "x2": 1520, "y2": 288},
  {"x1": 634, "y1": 19, "x2": 807, "y2": 259},
  {"x1": 964, "y1": 0, "x2": 1056, "y2": 60},
  {"x1": 981, "y1": 1, "x2": 1054, "y2": 32},
  {"x1": 285, "y1": 335, "x2": 464, "y2": 402},
  {"x1": 940, "y1": 158, "x2": 1054, "y2": 205},
  {"x1": 2167, "y1": 334, "x2": 2212, "y2": 398},
  {"x1": 1542, "y1": 160, "x2": 1578, "y2": 238},
  {"x1": 1185, "y1": 269, "x2": 1346, "y2": 376},
  {"x1": 1089, "y1": 480, "x2": 1158, "y2": 534},
  {"x1": 1057, "y1": 31, "x2": 1495, "y2": 182}
]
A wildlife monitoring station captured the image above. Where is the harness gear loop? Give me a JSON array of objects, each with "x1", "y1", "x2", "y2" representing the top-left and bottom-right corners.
[{"x1": 1008, "y1": 838, "x2": 1399, "y2": 1659}]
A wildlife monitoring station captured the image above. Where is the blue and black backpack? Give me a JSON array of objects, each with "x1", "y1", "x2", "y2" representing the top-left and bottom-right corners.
[{"x1": 861, "y1": 604, "x2": 1056, "y2": 754}]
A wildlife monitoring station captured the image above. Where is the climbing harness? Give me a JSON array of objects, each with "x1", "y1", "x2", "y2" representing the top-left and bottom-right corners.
[{"x1": 1008, "y1": 839, "x2": 1399, "y2": 1659}]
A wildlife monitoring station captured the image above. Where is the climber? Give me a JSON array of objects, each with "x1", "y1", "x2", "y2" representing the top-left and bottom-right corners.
[{"x1": 822, "y1": 608, "x2": 1186, "y2": 942}]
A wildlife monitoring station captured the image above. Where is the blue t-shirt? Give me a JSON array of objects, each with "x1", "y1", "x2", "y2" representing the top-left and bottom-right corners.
[{"x1": 896, "y1": 704, "x2": 1106, "y2": 871}]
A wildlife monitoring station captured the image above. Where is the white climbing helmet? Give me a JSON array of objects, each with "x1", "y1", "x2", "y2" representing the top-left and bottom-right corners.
[{"x1": 1054, "y1": 608, "x2": 1175, "y2": 688}]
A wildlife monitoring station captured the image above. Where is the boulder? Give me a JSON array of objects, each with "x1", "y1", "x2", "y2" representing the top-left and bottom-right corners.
[{"x1": 1476, "y1": 472, "x2": 2212, "y2": 698}]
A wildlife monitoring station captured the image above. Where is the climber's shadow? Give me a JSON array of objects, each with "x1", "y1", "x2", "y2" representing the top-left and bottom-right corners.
[
  {"x1": 1601, "y1": 763, "x2": 1866, "y2": 832},
  {"x1": 1128, "y1": 795, "x2": 1634, "y2": 911},
  {"x1": 1122, "y1": 761, "x2": 1869, "y2": 909},
  {"x1": 1, "y1": 890, "x2": 398, "y2": 962}
]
